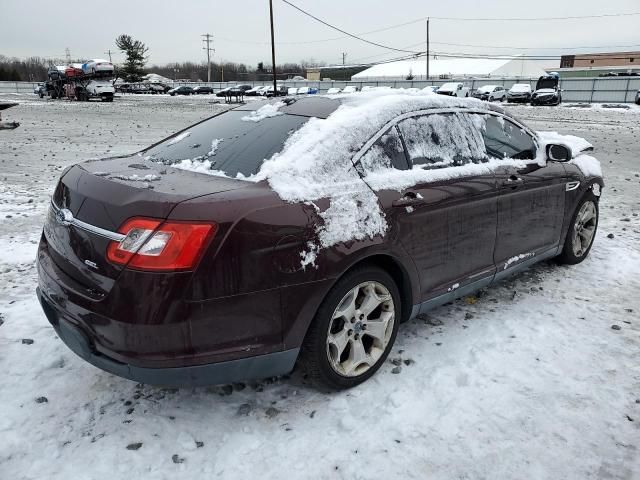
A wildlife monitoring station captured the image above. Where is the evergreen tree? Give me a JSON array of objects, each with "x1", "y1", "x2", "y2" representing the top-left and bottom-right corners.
[{"x1": 115, "y1": 34, "x2": 149, "y2": 82}]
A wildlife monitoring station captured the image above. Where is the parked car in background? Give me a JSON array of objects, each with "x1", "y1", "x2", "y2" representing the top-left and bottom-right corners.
[
  {"x1": 246, "y1": 86, "x2": 266, "y2": 96},
  {"x1": 216, "y1": 87, "x2": 233, "y2": 97},
  {"x1": 342, "y1": 85, "x2": 359, "y2": 93},
  {"x1": 193, "y1": 86, "x2": 214, "y2": 95},
  {"x1": 37, "y1": 94, "x2": 602, "y2": 391},
  {"x1": 76, "y1": 80, "x2": 114, "y2": 102},
  {"x1": 287, "y1": 87, "x2": 299, "y2": 95},
  {"x1": 507, "y1": 83, "x2": 533, "y2": 103},
  {"x1": 64, "y1": 65, "x2": 84, "y2": 78},
  {"x1": 326, "y1": 87, "x2": 341, "y2": 94},
  {"x1": 437, "y1": 82, "x2": 470, "y2": 97},
  {"x1": 473, "y1": 85, "x2": 506, "y2": 101},
  {"x1": 168, "y1": 86, "x2": 194, "y2": 96},
  {"x1": 264, "y1": 85, "x2": 288, "y2": 97},
  {"x1": 149, "y1": 83, "x2": 171, "y2": 94},
  {"x1": 531, "y1": 74, "x2": 562, "y2": 106},
  {"x1": 635, "y1": 89, "x2": 640, "y2": 105},
  {"x1": 422, "y1": 86, "x2": 439, "y2": 94},
  {"x1": 34, "y1": 83, "x2": 46, "y2": 98},
  {"x1": 81, "y1": 59, "x2": 114, "y2": 76},
  {"x1": 296, "y1": 87, "x2": 318, "y2": 95},
  {"x1": 47, "y1": 66, "x2": 67, "y2": 80},
  {"x1": 216, "y1": 85, "x2": 252, "y2": 97}
]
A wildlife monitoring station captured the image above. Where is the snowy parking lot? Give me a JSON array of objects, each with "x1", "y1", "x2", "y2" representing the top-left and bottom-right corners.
[{"x1": 1, "y1": 94, "x2": 638, "y2": 479}]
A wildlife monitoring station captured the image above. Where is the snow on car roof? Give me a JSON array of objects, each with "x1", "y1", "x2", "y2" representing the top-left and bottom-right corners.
[{"x1": 250, "y1": 90, "x2": 498, "y2": 265}]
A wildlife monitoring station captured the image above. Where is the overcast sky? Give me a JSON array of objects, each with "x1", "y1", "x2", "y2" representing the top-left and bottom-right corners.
[{"x1": 1, "y1": 0, "x2": 639, "y2": 68}]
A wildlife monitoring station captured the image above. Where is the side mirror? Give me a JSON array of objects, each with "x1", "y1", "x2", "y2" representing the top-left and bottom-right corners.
[{"x1": 546, "y1": 144, "x2": 571, "y2": 162}]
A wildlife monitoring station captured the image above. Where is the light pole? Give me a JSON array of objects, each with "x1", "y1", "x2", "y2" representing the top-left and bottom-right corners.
[
  {"x1": 173, "y1": 68, "x2": 179, "y2": 82},
  {"x1": 426, "y1": 18, "x2": 430, "y2": 81},
  {"x1": 269, "y1": 0, "x2": 277, "y2": 95}
]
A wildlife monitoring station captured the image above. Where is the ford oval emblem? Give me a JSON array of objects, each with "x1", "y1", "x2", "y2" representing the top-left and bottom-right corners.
[{"x1": 56, "y1": 208, "x2": 74, "y2": 226}]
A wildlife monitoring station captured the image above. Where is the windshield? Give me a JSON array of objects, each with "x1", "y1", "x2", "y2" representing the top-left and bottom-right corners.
[
  {"x1": 478, "y1": 86, "x2": 496, "y2": 93},
  {"x1": 439, "y1": 83, "x2": 458, "y2": 90},
  {"x1": 510, "y1": 84, "x2": 531, "y2": 92},
  {"x1": 143, "y1": 110, "x2": 309, "y2": 177}
]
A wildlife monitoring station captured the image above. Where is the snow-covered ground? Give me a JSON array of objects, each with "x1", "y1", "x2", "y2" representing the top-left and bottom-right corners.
[{"x1": 0, "y1": 94, "x2": 638, "y2": 480}]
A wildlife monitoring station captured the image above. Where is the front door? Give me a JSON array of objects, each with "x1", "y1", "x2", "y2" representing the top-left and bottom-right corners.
[
  {"x1": 481, "y1": 114, "x2": 566, "y2": 270},
  {"x1": 369, "y1": 112, "x2": 499, "y2": 303}
]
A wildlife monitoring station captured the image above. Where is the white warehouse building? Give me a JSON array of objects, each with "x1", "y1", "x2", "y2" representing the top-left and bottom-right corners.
[{"x1": 352, "y1": 56, "x2": 547, "y2": 81}]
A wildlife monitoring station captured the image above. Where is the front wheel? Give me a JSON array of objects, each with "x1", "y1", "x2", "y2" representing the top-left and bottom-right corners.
[
  {"x1": 557, "y1": 190, "x2": 599, "y2": 264},
  {"x1": 299, "y1": 266, "x2": 401, "y2": 390}
]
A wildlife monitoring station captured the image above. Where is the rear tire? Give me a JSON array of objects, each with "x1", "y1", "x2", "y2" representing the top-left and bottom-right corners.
[
  {"x1": 299, "y1": 266, "x2": 401, "y2": 390},
  {"x1": 556, "y1": 190, "x2": 599, "y2": 265}
]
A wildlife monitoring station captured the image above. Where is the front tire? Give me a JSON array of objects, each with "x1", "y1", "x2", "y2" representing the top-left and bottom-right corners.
[
  {"x1": 557, "y1": 190, "x2": 599, "y2": 264},
  {"x1": 299, "y1": 266, "x2": 401, "y2": 390}
]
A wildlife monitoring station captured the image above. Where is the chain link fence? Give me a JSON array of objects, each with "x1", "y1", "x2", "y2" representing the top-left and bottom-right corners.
[{"x1": 2, "y1": 76, "x2": 639, "y2": 103}]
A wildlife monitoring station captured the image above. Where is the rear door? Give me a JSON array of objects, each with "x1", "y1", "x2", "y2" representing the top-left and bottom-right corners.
[
  {"x1": 362, "y1": 112, "x2": 498, "y2": 304},
  {"x1": 483, "y1": 114, "x2": 567, "y2": 270}
]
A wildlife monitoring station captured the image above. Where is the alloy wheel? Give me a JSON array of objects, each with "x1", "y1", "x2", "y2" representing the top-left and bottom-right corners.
[
  {"x1": 326, "y1": 281, "x2": 395, "y2": 377},
  {"x1": 572, "y1": 200, "x2": 597, "y2": 257}
]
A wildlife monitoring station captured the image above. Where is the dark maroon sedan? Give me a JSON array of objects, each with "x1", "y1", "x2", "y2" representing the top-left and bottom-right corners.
[{"x1": 37, "y1": 94, "x2": 603, "y2": 389}]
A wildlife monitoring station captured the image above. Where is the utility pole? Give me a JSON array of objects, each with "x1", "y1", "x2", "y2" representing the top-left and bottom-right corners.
[
  {"x1": 269, "y1": 0, "x2": 278, "y2": 95},
  {"x1": 104, "y1": 49, "x2": 113, "y2": 62},
  {"x1": 202, "y1": 33, "x2": 214, "y2": 82},
  {"x1": 342, "y1": 52, "x2": 347, "y2": 66},
  {"x1": 426, "y1": 18, "x2": 430, "y2": 80},
  {"x1": 65, "y1": 48, "x2": 71, "y2": 63}
]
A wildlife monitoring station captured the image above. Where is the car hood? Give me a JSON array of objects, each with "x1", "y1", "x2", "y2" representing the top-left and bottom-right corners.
[
  {"x1": 534, "y1": 88, "x2": 557, "y2": 95},
  {"x1": 536, "y1": 77, "x2": 559, "y2": 90}
]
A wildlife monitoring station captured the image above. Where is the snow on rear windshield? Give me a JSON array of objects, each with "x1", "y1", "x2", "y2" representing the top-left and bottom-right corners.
[{"x1": 143, "y1": 110, "x2": 308, "y2": 177}]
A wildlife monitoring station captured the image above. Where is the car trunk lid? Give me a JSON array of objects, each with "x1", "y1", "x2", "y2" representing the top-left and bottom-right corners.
[{"x1": 44, "y1": 155, "x2": 248, "y2": 294}]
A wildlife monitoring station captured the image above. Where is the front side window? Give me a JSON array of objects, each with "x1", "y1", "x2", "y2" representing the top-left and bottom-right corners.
[
  {"x1": 359, "y1": 127, "x2": 408, "y2": 173},
  {"x1": 481, "y1": 115, "x2": 536, "y2": 160},
  {"x1": 397, "y1": 113, "x2": 487, "y2": 168}
]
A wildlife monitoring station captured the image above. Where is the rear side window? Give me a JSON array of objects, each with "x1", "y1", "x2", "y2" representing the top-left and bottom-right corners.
[
  {"x1": 144, "y1": 110, "x2": 308, "y2": 177},
  {"x1": 397, "y1": 113, "x2": 487, "y2": 168},
  {"x1": 482, "y1": 115, "x2": 536, "y2": 160},
  {"x1": 359, "y1": 127, "x2": 409, "y2": 173}
]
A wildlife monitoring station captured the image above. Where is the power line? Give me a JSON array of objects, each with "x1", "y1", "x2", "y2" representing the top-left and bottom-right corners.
[
  {"x1": 280, "y1": 0, "x2": 422, "y2": 54},
  {"x1": 418, "y1": 12, "x2": 640, "y2": 21}
]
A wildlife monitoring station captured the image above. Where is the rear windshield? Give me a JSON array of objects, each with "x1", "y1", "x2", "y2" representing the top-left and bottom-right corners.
[{"x1": 143, "y1": 110, "x2": 308, "y2": 177}]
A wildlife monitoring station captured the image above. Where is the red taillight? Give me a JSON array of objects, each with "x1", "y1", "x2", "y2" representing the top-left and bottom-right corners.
[{"x1": 107, "y1": 217, "x2": 216, "y2": 271}]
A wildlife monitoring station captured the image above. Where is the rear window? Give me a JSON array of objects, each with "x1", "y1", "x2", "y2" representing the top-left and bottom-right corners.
[{"x1": 143, "y1": 110, "x2": 308, "y2": 177}]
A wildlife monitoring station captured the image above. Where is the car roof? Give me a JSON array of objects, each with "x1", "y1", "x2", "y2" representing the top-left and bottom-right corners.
[
  {"x1": 234, "y1": 94, "x2": 512, "y2": 120},
  {"x1": 235, "y1": 96, "x2": 342, "y2": 119}
]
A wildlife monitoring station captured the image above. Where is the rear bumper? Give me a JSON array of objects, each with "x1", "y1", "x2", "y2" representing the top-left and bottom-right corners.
[
  {"x1": 507, "y1": 95, "x2": 530, "y2": 102},
  {"x1": 37, "y1": 286, "x2": 299, "y2": 387}
]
